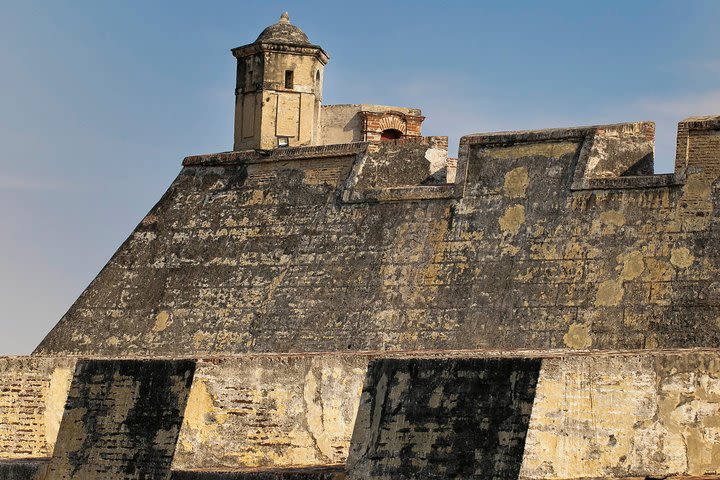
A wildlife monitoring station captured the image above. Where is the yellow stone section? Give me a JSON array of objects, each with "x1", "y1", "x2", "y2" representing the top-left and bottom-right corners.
[
  {"x1": 180, "y1": 378, "x2": 225, "y2": 450},
  {"x1": 0, "y1": 357, "x2": 76, "y2": 459},
  {"x1": 153, "y1": 311, "x2": 171, "y2": 332},
  {"x1": 520, "y1": 353, "x2": 720, "y2": 479},
  {"x1": 45, "y1": 365, "x2": 74, "y2": 454},
  {"x1": 173, "y1": 355, "x2": 368, "y2": 470}
]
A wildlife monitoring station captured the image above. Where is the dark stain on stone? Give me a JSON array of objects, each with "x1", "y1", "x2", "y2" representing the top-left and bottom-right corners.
[
  {"x1": 0, "y1": 460, "x2": 48, "y2": 480},
  {"x1": 45, "y1": 359, "x2": 195, "y2": 479},
  {"x1": 170, "y1": 466, "x2": 346, "y2": 479},
  {"x1": 347, "y1": 357, "x2": 541, "y2": 479}
]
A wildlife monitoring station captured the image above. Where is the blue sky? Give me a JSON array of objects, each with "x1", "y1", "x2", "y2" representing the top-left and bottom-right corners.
[{"x1": 0, "y1": 1, "x2": 719, "y2": 354}]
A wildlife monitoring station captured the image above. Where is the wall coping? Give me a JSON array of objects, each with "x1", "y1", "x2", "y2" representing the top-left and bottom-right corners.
[{"x1": 21, "y1": 347, "x2": 720, "y2": 362}]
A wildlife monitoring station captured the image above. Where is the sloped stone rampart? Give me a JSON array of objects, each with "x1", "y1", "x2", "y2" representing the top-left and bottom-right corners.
[{"x1": 34, "y1": 119, "x2": 720, "y2": 356}]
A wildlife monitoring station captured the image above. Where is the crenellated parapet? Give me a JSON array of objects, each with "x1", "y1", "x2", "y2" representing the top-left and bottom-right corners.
[{"x1": 675, "y1": 115, "x2": 720, "y2": 174}]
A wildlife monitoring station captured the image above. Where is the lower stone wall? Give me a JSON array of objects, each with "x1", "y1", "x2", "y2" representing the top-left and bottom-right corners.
[
  {"x1": 170, "y1": 351, "x2": 720, "y2": 478},
  {"x1": 0, "y1": 351, "x2": 718, "y2": 479},
  {"x1": 519, "y1": 353, "x2": 720, "y2": 479}
]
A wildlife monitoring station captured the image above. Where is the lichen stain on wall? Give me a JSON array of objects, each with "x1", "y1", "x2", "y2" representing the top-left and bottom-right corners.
[
  {"x1": 595, "y1": 279, "x2": 624, "y2": 307},
  {"x1": 499, "y1": 204, "x2": 526, "y2": 236},
  {"x1": 503, "y1": 166, "x2": 529, "y2": 198},
  {"x1": 618, "y1": 251, "x2": 645, "y2": 281},
  {"x1": 594, "y1": 210, "x2": 626, "y2": 235},
  {"x1": 153, "y1": 311, "x2": 172, "y2": 332},
  {"x1": 562, "y1": 323, "x2": 592, "y2": 349},
  {"x1": 670, "y1": 247, "x2": 694, "y2": 269}
]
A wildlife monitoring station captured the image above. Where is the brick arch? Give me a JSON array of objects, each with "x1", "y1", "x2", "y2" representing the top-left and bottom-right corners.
[
  {"x1": 360, "y1": 110, "x2": 425, "y2": 142},
  {"x1": 377, "y1": 114, "x2": 407, "y2": 134}
]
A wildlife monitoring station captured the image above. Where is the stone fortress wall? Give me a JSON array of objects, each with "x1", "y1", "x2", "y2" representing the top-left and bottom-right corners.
[
  {"x1": 0, "y1": 115, "x2": 717, "y2": 478},
  {"x1": 2, "y1": 11, "x2": 720, "y2": 480},
  {"x1": 33, "y1": 117, "x2": 720, "y2": 356}
]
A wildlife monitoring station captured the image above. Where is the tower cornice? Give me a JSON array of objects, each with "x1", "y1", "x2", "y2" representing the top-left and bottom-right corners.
[{"x1": 231, "y1": 42, "x2": 329, "y2": 65}]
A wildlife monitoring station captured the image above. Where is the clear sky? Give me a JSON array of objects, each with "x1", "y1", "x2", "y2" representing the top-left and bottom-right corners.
[{"x1": 0, "y1": 1, "x2": 719, "y2": 354}]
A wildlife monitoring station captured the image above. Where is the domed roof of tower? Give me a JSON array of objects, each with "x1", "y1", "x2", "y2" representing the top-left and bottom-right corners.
[{"x1": 255, "y1": 12, "x2": 311, "y2": 46}]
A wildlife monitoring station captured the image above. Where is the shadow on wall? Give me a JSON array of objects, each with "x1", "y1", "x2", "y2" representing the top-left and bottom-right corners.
[
  {"x1": 44, "y1": 359, "x2": 195, "y2": 479},
  {"x1": 347, "y1": 358, "x2": 542, "y2": 479}
]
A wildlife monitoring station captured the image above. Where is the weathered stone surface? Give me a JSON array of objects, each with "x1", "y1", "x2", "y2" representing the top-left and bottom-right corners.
[
  {"x1": 583, "y1": 122, "x2": 655, "y2": 178},
  {"x1": 0, "y1": 459, "x2": 48, "y2": 480},
  {"x1": 346, "y1": 357, "x2": 541, "y2": 479},
  {"x1": 0, "y1": 351, "x2": 717, "y2": 477},
  {"x1": 168, "y1": 350, "x2": 719, "y2": 479},
  {"x1": 173, "y1": 355, "x2": 367, "y2": 471},
  {"x1": 0, "y1": 357, "x2": 75, "y2": 460},
  {"x1": 346, "y1": 137, "x2": 449, "y2": 192},
  {"x1": 520, "y1": 352, "x2": 720, "y2": 479},
  {"x1": 44, "y1": 359, "x2": 195, "y2": 479},
  {"x1": 171, "y1": 466, "x2": 346, "y2": 479},
  {"x1": 35, "y1": 118, "x2": 720, "y2": 356}
]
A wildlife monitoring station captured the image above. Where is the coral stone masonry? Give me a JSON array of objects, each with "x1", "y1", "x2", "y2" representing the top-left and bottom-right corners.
[{"x1": 2, "y1": 11, "x2": 720, "y2": 480}]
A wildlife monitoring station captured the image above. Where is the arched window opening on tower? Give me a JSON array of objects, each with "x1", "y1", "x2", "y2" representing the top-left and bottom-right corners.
[
  {"x1": 381, "y1": 128, "x2": 402, "y2": 141},
  {"x1": 285, "y1": 70, "x2": 294, "y2": 89}
]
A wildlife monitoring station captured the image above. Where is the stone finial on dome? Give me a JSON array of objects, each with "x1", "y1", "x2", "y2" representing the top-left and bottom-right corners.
[{"x1": 254, "y1": 11, "x2": 310, "y2": 45}]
